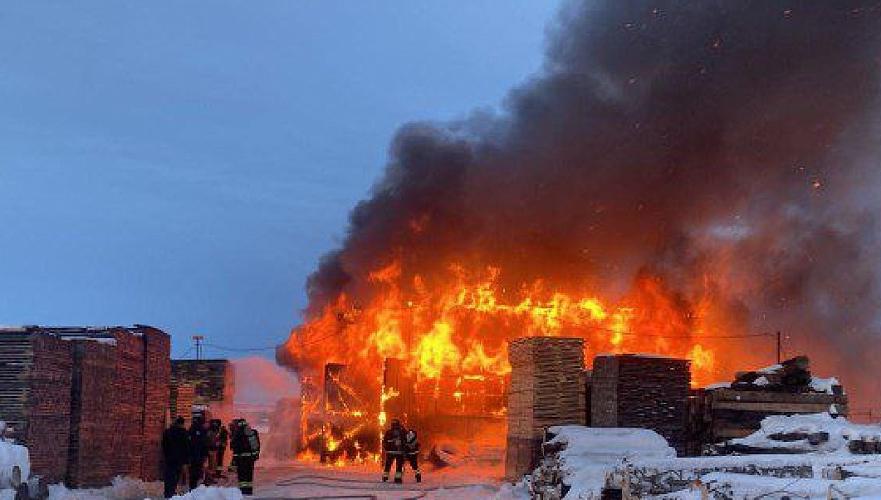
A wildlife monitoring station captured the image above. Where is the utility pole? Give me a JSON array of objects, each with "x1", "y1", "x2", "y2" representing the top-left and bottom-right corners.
[
  {"x1": 193, "y1": 335, "x2": 204, "y2": 360},
  {"x1": 776, "y1": 331, "x2": 782, "y2": 364}
]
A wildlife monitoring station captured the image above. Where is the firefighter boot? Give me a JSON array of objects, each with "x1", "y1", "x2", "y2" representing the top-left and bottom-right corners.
[{"x1": 415, "y1": 470, "x2": 422, "y2": 483}]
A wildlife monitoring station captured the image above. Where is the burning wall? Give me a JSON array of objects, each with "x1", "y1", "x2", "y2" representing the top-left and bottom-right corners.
[{"x1": 279, "y1": 0, "x2": 881, "y2": 430}]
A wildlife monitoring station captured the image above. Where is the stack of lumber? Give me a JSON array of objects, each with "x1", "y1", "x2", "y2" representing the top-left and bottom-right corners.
[
  {"x1": 139, "y1": 326, "x2": 171, "y2": 481},
  {"x1": 0, "y1": 330, "x2": 73, "y2": 482},
  {"x1": 171, "y1": 360, "x2": 235, "y2": 421},
  {"x1": 169, "y1": 382, "x2": 195, "y2": 422},
  {"x1": 703, "y1": 356, "x2": 848, "y2": 443},
  {"x1": 505, "y1": 337, "x2": 585, "y2": 481},
  {"x1": 0, "y1": 326, "x2": 171, "y2": 487},
  {"x1": 703, "y1": 389, "x2": 848, "y2": 441},
  {"x1": 731, "y1": 356, "x2": 825, "y2": 392},
  {"x1": 591, "y1": 354, "x2": 691, "y2": 455},
  {"x1": 66, "y1": 340, "x2": 117, "y2": 487}
]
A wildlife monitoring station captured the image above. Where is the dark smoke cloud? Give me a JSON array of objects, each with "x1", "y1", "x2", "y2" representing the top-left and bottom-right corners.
[{"x1": 291, "y1": 1, "x2": 881, "y2": 404}]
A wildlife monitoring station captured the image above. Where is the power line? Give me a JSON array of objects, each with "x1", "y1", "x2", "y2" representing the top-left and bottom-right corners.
[{"x1": 203, "y1": 343, "x2": 277, "y2": 353}]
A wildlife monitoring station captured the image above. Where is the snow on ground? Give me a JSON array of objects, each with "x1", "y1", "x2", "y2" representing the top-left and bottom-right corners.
[
  {"x1": 256, "y1": 462, "x2": 508, "y2": 499},
  {"x1": 0, "y1": 425, "x2": 30, "y2": 483},
  {"x1": 546, "y1": 426, "x2": 675, "y2": 499},
  {"x1": 732, "y1": 413, "x2": 881, "y2": 453},
  {"x1": 47, "y1": 476, "x2": 162, "y2": 500}
]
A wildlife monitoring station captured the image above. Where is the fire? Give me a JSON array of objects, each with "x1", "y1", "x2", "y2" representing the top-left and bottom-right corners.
[
  {"x1": 285, "y1": 262, "x2": 719, "y2": 383},
  {"x1": 288, "y1": 262, "x2": 724, "y2": 462}
]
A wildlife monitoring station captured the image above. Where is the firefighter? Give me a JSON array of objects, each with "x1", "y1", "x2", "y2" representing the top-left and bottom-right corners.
[
  {"x1": 231, "y1": 418, "x2": 261, "y2": 495},
  {"x1": 215, "y1": 419, "x2": 229, "y2": 479},
  {"x1": 381, "y1": 419, "x2": 406, "y2": 484},
  {"x1": 161, "y1": 417, "x2": 190, "y2": 498},
  {"x1": 404, "y1": 429, "x2": 421, "y2": 483},
  {"x1": 205, "y1": 419, "x2": 222, "y2": 485},
  {"x1": 188, "y1": 416, "x2": 210, "y2": 490}
]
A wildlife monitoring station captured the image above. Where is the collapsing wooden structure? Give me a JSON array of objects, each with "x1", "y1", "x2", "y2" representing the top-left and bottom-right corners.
[
  {"x1": 170, "y1": 359, "x2": 235, "y2": 421},
  {"x1": 505, "y1": 337, "x2": 586, "y2": 480},
  {"x1": 0, "y1": 326, "x2": 170, "y2": 487}
]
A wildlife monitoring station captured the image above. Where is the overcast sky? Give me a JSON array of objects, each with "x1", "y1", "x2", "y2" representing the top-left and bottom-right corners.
[{"x1": 0, "y1": 1, "x2": 560, "y2": 357}]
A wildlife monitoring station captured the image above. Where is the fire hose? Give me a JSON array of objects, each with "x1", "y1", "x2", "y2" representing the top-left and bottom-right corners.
[{"x1": 274, "y1": 474, "x2": 498, "y2": 500}]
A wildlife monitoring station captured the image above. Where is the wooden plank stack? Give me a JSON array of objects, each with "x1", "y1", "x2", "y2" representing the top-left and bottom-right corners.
[
  {"x1": 704, "y1": 388, "x2": 848, "y2": 441},
  {"x1": 591, "y1": 354, "x2": 691, "y2": 455},
  {"x1": 505, "y1": 337, "x2": 585, "y2": 481},
  {"x1": 0, "y1": 330, "x2": 73, "y2": 483},
  {"x1": 0, "y1": 326, "x2": 171, "y2": 487},
  {"x1": 139, "y1": 326, "x2": 171, "y2": 481},
  {"x1": 171, "y1": 360, "x2": 236, "y2": 421},
  {"x1": 702, "y1": 356, "x2": 848, "y2": 443},
  {"x1": 169, "y1": 382, "x2": 196, "y2": 423}
]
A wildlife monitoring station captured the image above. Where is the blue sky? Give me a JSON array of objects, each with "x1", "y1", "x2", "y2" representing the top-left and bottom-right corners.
[{"x1": 0, "y1": 1, "x2": 560, "y2": 357}]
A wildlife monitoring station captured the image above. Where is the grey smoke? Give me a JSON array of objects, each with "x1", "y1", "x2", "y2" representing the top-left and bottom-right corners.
[{"x1": 284, "y1": 1, "x2": 881, "y2": 405}]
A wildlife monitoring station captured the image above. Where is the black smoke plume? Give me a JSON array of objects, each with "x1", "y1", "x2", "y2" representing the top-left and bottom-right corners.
[{"x1": 283, "y1": 1, "x2": 881, "y2": 405}]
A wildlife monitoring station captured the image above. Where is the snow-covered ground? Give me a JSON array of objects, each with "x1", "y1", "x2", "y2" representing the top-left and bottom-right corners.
[{"x1": 537, "y1": 417, "x2": 881, "y2": 499}]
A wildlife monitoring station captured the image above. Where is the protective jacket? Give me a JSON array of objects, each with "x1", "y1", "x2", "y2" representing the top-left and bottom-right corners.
[
  {"x1": 231, "y1": 424, "x2": 261, "y2": 460},
  {"x1": 189, "y1": 423, "x2": 210, "y2": 464},
  {"x1": 404, "y1": 430, "x2": 420, "y2": 456},
  {"x1": 162, "y1": 424, "x2": 190, "y2": 467},
  {"x1": 382, "y1": 426, "x2": 406, "y2": 455}
]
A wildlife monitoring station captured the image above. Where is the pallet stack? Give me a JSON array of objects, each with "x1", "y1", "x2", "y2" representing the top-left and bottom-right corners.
[
  {"x1": 505, "y1": 337, "x2": 585, "y2": 481},
  {"x1": 0, "y1": 326, "x2": 171, "y2": 487},
  {"x1": 66, "y1": 340, "x2": 117, "y2": 487},
  {"x1": 140, "y1": 326, "x2": 171, "y2": 481},
  {"x1": 169, "y1": 382, "x2": 195, "y2": 423},
  {"x1": 0, "y1": 330, "x2": 73, "y2": 482},
  {"x1": 591, "y1": 354, "x2": 691, "y2": 455},
  {"x1": 171, "y1": 360, "x2": 236, "y2": 421},
  {"x1": 703, "y1": 388, "x2": 848, "y2": 441}
]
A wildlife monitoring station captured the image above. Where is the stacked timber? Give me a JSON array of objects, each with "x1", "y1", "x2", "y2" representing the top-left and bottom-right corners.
[
  {"x1": 0, "y1": 330, "x2": 73, "y2": 482},
  {"x1": 66, "y1": 340, "x2": 117, "y2": 487},
  {"x1": 0, "y1": 326, "x2": 171, "y2": 487},
  {"x1": 591, "y1": 354, "x2": 691, "y2": 455},
  {"x1": 139, "y1": 326, "x2": 171, "y2": 481},
  {"x1": 169, "y1": 382, "x2": 196, "y2": 423},
  {"x1": 171, "y1": 360, "x2": 236, "y2": 421},
  {"x1": 703, "y1": 356, "x2": 848, "y2": 443},
  {"x1": 505, "y1": 337, "x2": 585, "y2": 481},
  {"x1": 704, "y1": 388, "x2": 848, "y2": 441}
]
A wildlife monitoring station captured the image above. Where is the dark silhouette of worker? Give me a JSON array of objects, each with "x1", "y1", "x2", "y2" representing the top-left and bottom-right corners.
[
  {"x1": 231, "y1": 418, "x2": 261, "y2": 495},
  {"x1": 404, "y1": 429, "x2": 421, "y2": 483},
  {"x1": 161, "y1": 417, "x2": 190, "y2": 498},
  {"x1": 188, "y1": 416, "x2": 210, "y2": 490},
  {"x1": 382, "y1": 419, "x2": 406, "y2": 483},
  {"x1": 206, "y1": 419, "x2": 228, "y2": 483}
]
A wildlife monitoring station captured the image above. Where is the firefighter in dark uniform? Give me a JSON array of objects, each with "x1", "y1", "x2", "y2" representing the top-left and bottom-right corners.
[
  {"x1": 381, "y1": 419, "x2": 406, "y2": 483},
  {"x1": 231, "y1": 419, "x2": 260, "y2": 495},
  {"x1": 188, "y1": 416, "x2": 210, "y2": 490},
  {"x1": 161, "y1": 417, "x2": 190, "y2": 498},
  {"x1": 404, "y1": 429, "x2": 421, "y2": 483},
  {"x1": 215, "y1": 419, "x2": 229, "y2": 479}
]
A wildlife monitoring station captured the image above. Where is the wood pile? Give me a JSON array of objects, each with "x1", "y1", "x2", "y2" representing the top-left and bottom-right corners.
[
  {"x1": 703, "y1": 388, "x2": 848, "y2": 441},
  {"x1": 702, "y1": 356, "x2": 848, "y2": 443},
  {"x1": 505, "y1": 337, "x2": 585, "y2": 481},
  {"x1": 169, "y1": 382, "x2": 195, "y2": 423},
  {"x1": 0, "y1": 326, "x2": 171, "y2": 487},
  {"x1": 139, "y1": 326, "x2": 171, "y2": 481},
  {"x1": 731, "y1": 356, "x2": 823, "y2": 392},
  {"x1": 0, "y1": 330, "x2": 73, "y2": 483},
  {"x1": 171, "y1": 360, "x2": 235, "y2": 421},
  {"x1": 591, "y1": 354, "x2": 691, "y2": 456}
]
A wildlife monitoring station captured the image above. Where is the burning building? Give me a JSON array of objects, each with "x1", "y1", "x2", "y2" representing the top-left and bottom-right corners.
[{"x1": 278, "y1": 0, "x2": 881, "y2": 462}]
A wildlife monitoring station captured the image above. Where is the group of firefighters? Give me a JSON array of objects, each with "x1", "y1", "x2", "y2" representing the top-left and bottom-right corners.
[
  {"x1": 163, "y1": 415, "x2": 420, "y2": 497},
  {"x1": 161, "y1": 416, "x2": 261, "y2": 498},
  {"x1": 381, "y1": 419, "x2": 421, "y2": 484}
]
